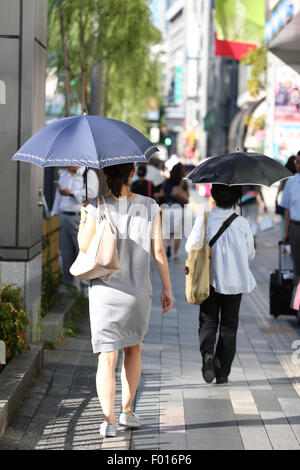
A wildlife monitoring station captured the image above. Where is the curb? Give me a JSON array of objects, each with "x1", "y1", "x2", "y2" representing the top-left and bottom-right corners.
[
  {"x1": 40, "y1": 293, "x2": 76, "y2": 343},
  {"x1": 0, "y1": 343, "x2": 43, "y2": 439}
]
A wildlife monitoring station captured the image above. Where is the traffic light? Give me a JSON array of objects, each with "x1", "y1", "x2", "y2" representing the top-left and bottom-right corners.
[{"x1": 164, "y1": 136, "x2": 172, "y2": 146}]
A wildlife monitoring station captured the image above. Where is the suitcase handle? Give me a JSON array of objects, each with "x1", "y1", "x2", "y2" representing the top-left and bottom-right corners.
[{"x1": 278, "y1": 241, "x2": 282, "y2": 283}]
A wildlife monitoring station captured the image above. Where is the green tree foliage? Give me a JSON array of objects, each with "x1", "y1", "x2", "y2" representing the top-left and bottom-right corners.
[
  {"x1": 241, "y1": 46, "x2": 267, "y2": 98},
  {"x1": 47, "y1": 0, "x2": 162, "y2": 132}
]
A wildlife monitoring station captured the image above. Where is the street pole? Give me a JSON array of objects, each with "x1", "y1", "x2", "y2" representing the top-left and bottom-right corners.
[
  {"x1": 90, "y1": 63, "x2": 102, "y2": 115},
  {"x1": 200, "y1": 0, "x2": 211, "y2": 160}
]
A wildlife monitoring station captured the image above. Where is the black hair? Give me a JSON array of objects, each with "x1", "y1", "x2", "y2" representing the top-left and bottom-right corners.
[
  {"x1": 137, "y1": 164, "x2": 147, "y2": 178},
  {"x1": 103, "y1": 163, "x2": 134, "y2": 197},
  {"x1": 286, "y1": 155, "x2": 296, "y2": 174},
  {"x1": 169, "y1": 163, "x2": 185, "y2": 186},
  {"x1": 211, "y1": 184, "x2": 242, "y2": 209}
]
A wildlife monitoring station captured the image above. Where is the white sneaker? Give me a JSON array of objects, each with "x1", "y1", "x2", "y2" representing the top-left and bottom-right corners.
[
  {"x1": 118, "y1": 412, "x2": 141, "y2": 428},
  {"x1": 99, "y1": 421, "x2": 117, "y2": 437}
]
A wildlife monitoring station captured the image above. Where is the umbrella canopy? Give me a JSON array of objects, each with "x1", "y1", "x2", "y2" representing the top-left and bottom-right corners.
[
  {"x1": 11, "y1": 115, "x2": 158, "y2": 168},
  {"x1": 186, "y1": 152, "x2": 293, "y2": 187}
]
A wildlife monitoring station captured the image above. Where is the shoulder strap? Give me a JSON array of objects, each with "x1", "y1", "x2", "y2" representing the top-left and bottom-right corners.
[
  {"x1": 209, "y1": 213, "x2": 238, "y2": 248},
  {"x1": 101, "y1": 195, "x2": 112, "y2": 224},
  {"x1": 95, "y1": 196, "x2": 101, "y2": 223}
]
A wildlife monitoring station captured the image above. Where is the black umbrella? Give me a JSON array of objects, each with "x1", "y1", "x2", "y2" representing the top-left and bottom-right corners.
[{"x1": 186, "y1": 151, "x2": 293, "y2": 186}]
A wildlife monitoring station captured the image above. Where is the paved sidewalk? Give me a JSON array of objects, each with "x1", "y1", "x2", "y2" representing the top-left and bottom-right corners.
[{"x1": 1, "y1": 196, "x2": 300, "y2": 450}]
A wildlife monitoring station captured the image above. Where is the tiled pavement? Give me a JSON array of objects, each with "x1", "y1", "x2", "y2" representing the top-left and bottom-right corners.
[{"x1": 1, "y1": 193, "x2": 300, "y2": 451}]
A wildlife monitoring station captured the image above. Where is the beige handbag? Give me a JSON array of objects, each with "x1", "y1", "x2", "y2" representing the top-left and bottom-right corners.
[
  {"x1": 70, "y1": 196, "x2": 120, "y2": 280},
  {"x1": 185, "y1": 212, "x2": 210, "y2": 305},
  {"x1": 185, "y1": 212, "x2": 238, "y2": 305}
]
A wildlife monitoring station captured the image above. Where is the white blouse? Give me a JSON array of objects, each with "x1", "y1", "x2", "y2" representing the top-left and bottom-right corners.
[
  {"x1": 51, "y1": 168, "x2": 99, "y2": 215},
  {"x1": 185, "y1": 206, "x2": 256, "y2": 295}
]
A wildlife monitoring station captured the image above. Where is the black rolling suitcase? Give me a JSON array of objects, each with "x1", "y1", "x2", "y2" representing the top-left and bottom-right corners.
[{"x1": 270, "y1": 241, "x2": 295, "y2": 317}]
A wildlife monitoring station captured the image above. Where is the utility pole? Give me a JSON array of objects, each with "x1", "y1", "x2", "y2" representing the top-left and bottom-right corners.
[
  {"x1": 90, "y1": 63, "x2": 102, "y2": 115},
  {"x1": 200, "y1": 0, "x2": 211, "y2": 159}
]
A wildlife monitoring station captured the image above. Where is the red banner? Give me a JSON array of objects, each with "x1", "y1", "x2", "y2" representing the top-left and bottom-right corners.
[{"x1": 215, "y1": 34, "x2": 258, "y2": 61}]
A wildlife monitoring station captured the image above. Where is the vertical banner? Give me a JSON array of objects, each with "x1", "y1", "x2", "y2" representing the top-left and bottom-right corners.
[{"x1": 215, "y1": 0, "x2": 265, "y2": 60}]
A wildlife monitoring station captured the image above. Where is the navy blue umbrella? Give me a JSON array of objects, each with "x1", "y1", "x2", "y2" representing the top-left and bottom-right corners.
[{"x1": 11, "y1": 115, "x2": 158, "y2": 168}]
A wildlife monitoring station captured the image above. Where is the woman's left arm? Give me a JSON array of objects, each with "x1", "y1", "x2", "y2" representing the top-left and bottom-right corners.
[
  {"x1": 78, "y1": 211, "x2": 96, "y2": 252},
  {"x1": 244, "y1": 220, "x2": 255, "y2": 260}
]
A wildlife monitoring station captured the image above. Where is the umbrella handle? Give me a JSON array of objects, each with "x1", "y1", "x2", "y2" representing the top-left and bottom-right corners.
[{"x1": 84, "y1": 166, "x2": 88, "y2": 202}]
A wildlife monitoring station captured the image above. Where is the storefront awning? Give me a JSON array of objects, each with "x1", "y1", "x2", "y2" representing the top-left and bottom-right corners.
[{"x1": 267, "y1": 5, "x2": 300, "y2": 64}]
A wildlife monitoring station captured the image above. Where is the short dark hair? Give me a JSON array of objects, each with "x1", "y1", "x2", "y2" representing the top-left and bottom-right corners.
[
  {"x1": 137, "y1": 164, "x2": 147, "y2": 178},
  {"x1": 103, "y1": 163, "x2": 134, "y2": 197},
  {"x1": 170, "y1": 163, "x2": 185, "y2": 186},
  {"x1": 211, "y1": 184, "x2": 242, "y2": 209},
  {"x1": 285, "y1": 155, "x2": 296, "y2": 174}
]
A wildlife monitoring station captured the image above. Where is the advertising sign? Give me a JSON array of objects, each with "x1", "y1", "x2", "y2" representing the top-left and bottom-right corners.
[
  {"x1": 265, "y1": 0, "x2": 295, "y2": 42},
  {"x1": 275, "y1": 66, "x2": 300, "y2": 122},
  {"x1": 273, "y1": 124, "x2": 300, "y2": 163},
  {"x1": 273, "y1": 65, "x2": 300, "y2": 162}
]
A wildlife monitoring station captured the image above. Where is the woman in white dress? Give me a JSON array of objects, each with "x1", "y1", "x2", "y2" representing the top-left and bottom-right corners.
[{"x1": 78, "y1": 162, "x2": 173, "y2": 437}]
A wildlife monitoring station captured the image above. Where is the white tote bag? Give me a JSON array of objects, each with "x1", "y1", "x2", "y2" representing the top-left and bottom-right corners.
[{"x1": 70, "y1": 196, "x2": 120, "y2": 280}]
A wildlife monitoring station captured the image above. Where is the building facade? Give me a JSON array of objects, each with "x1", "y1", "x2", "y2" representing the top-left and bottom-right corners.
[{"x1": 153, "y1": 0, "x2": 239, "y2": 161}]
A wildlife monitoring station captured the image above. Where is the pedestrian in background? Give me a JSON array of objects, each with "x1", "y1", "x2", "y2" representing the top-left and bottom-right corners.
[
  {"x1": 163, "y1": 162, "x2": 189, "y2": 259},
  {"x1": 281, "y1": 152, "x2": 300, "y2": 285},
  {"x1": 51, "y1": 166, "x2": 99, "y2": 288},
  {"x1": 78, "y1": 162, "x2": 173, "y2": 438},
  {"x1": 185, "y1": 184, "x2": 256, "y2": 385},
  {"x1": 131, "y1": 163, "x2": 154, "y2": 198},
  {"x1": 275, "y1": 155, "x2": 296, "y2": 251},
  {"x1": 240, "y1": 185, "x2": 267, "y2": 248}
]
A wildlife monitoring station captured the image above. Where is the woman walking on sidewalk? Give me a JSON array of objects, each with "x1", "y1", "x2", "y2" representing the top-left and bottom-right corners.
[
  {"x1": 78, "y1": 162, "x2": 173, "y2": 437},
  {"x1": 163, "y1": 163, "x2": 189, "y2": 259},
  {"x1": 185, "y1": 184, "x2": 256, "y2": 384}
]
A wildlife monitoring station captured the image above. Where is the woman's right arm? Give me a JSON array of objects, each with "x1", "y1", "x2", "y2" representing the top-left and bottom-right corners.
[
  {"x1": 185, "y1": 213, "x2": 204, "y2": 252},
  {"x1": 151, "y1": 214, "x2": 173, "y2": 314}
]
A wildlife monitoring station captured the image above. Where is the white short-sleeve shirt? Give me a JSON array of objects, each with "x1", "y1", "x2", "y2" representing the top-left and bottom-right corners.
[
  {"x1": 280, "y1": 173, "x2": 300, "y2": 222},
  {"x1": 185, "y1": 206, "x2": 256, "y2": 295}
]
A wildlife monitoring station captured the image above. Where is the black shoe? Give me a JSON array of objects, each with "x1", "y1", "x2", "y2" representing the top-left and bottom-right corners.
[
  {"x1": 166, "y1": 246, "x2": 171, "y2": 258},
  {"x1": 214, "y1": 355, "x2": 221, "y2": 373},
  {"x1": 216, "y1": 376, "x2": 228, "y2": 385},
  {"x1": 202, "y1": 354, "x2": 215, "y2": 383}
]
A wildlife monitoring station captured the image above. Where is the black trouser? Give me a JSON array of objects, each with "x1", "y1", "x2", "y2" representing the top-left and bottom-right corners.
[
  {"x1": 199, "y1": 286, "x2": 242, "y2": 378},
  {"x1": 290, "y1": 221, "x2": 300, "y2": 281}
]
